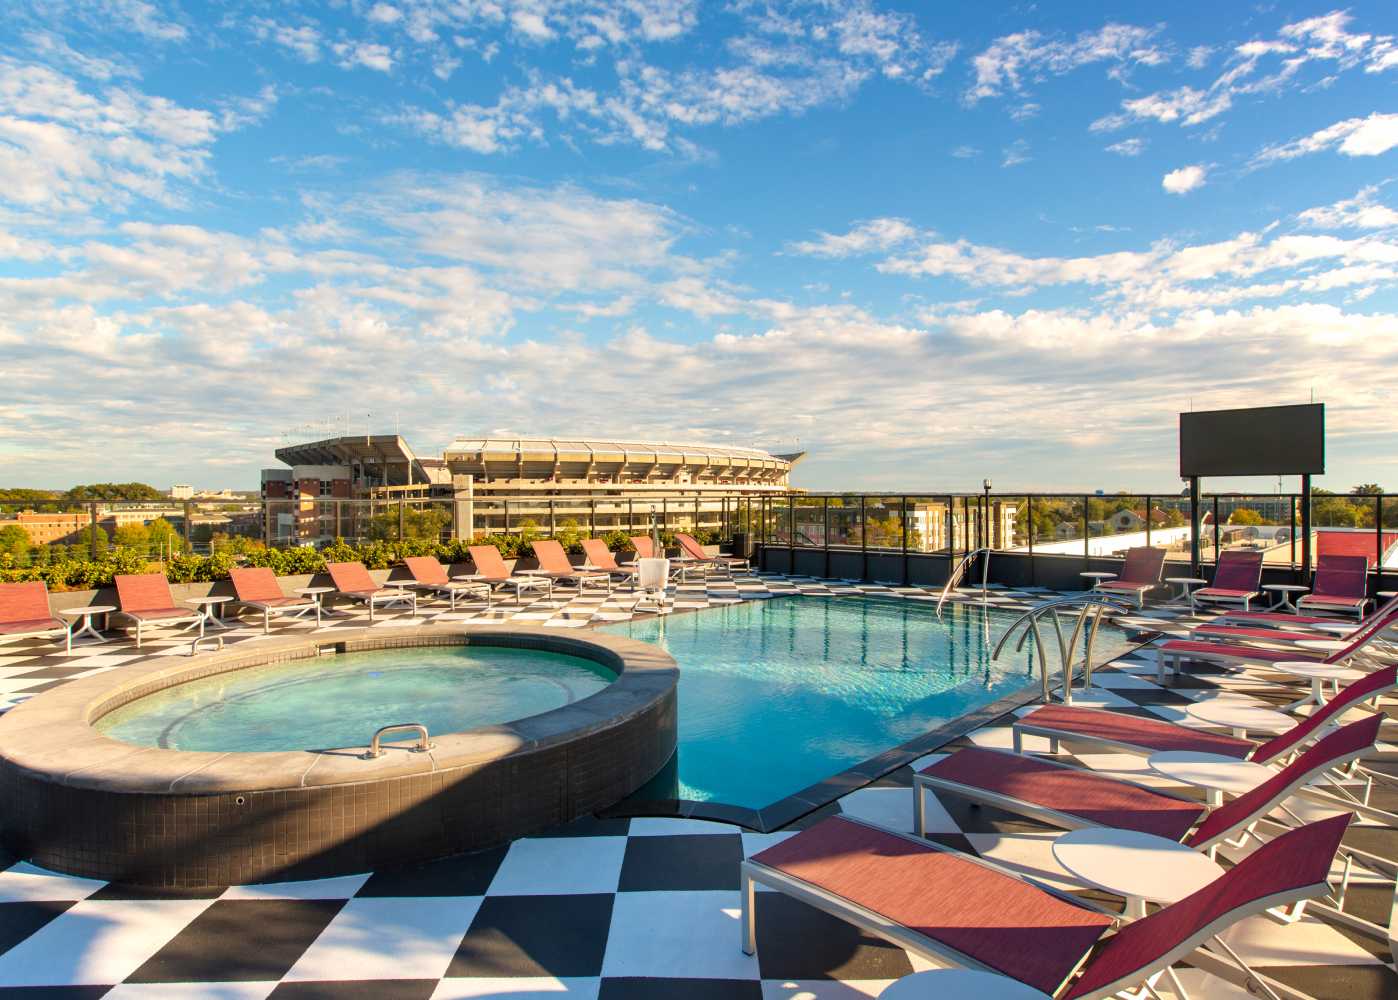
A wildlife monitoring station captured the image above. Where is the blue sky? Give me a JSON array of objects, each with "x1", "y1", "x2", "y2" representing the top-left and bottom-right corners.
[{"x1": 1, "y1": 0, "x2": 1396, "y2": 493}]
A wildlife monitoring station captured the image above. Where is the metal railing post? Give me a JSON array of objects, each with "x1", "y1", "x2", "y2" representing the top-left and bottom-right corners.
[
  {"x1": 860, "y1": 495, "x2": 868, "y2": 580},
  {"x1": 823, "y1": 496, "x2": 830, "y2": 578},
  {"x1": 901, "y1": 495, "x2": 910, "y2": 585},
  {"x1": 1213, "y1": 495, "x2": 1221, "y2": 560},
  {"x1": 1027, "y1": 494, "x2": 1035, "y2": 586},
  {"x1": 1144, "y1": 494, "x2": 1151, "y2": 549},
  {"x1": 1082, "y1": 495, "x2": 1090, "y2": 569},
  {"x1": 548, "y1": 500, "x2": 555, "y2": 536},
  {"x1": 183, "y1": 501, "x2": 192, "y2": 553},
  {"x1": 1290, "y1": 495, "x2": 1297, "y2": 568},
  {"x1": 398, "y1": 499, "x2": 405, "y2": 541},
  {"x1": 89, "y1": 502, "x2": 99, "y2": 558}
]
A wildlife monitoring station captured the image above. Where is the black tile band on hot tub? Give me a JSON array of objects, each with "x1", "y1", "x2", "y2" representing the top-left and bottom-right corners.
[{"x1": 0, "y1": 625, "x2": 678, "y2": 888}]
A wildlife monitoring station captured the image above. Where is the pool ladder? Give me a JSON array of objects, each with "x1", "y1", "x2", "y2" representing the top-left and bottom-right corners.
[
  {"x1": 992, "y1": 594, "x2": 1134, "y2": 704},
  {"x1": 363, "y1": 723, "x2": 435, "y2": 759},
  {"x1": 935, "y1": 548, "x2": 993, "y2": 618}
]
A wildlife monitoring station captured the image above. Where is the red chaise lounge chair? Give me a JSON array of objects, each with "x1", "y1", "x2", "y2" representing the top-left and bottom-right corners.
[
  {"x1": 580, "y1": 538, "x2": 638, "y2": 583},
  {"x1": 740, "y1": 813, "x2": 1350, "y2": 999},
  {"x1": 530, "y1": 540, "x2": 612, "y2": 592},
  {"x1": 0, "y1": 581, "x2": 72, "y2": 652},
  {"x1": 114, "y1": 573, "x2": 203, "y2": 649},
  {"x1": 465, "y1": 545, "x2": 553, "y2": 601},
  {"x1": 401, "y1": 556, "x2": 491, "y2": 611},
  {"x1": 917, "y1": 715, "x2": 1381, "y2": 857},
  {"x1": 1154, "y1": 600, "x2": 1398, "y2": 685},
  {"x1": 1090, "y1": 546, "x2": 1166, "y2": 608},
  {"x1": 229, "y1": 567, "x2": 321, "y2": 633},
  {"x1": 675, "y1": 532, "x2": 748, "y2": 577},
  {"x1": 1012, "y1": 662, "x2": 1395, "y2": 771},
  {"x1": 326, "y1": 561, "x2": 416, "y2": 621},
  {"x1": 1192, "y1": 549, "x2": 1264, "y2": 611},
  {"x1": 1298, "y1": 553, "x2": 1374, "y2": 618}
]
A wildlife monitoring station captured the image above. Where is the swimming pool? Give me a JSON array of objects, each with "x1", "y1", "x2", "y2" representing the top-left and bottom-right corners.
[
  {"x1": 96, "y1": 646, "x2": 616, "y2": 752},
  {"x1": 601, "y1": 596, "x2": 1134, "y2": 810}
]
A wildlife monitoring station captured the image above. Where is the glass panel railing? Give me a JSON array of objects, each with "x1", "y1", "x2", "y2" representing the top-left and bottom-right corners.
[
  {"x1": 826, "y1": 496, "x2": 863, "y2": 549},
  {"x1": 863, "y1": 496, "x2": 905, "y2": 551},
  {"x1": 1023, "y1": 496, "x2": 1084, "y2": 556},
  {"x1": 793, "y1": 497, "x2": 825, "y2": 548}
]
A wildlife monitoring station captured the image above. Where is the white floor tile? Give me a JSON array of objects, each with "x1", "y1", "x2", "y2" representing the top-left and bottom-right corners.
[
  {"x1": 103, "y1": 983, "x2": 277, "y2": 999},
  {"x1": 221, "y1": 873, "x2": 371, "y2": 900},
  {"x1": 487, "y1": 836, "x2": 627, "y2": 895},
  {"x1": 836, "y1": 787, "x2": 916, "y2": 834},
  {"x1": 432, "y1": 978, "x2": 600, "y2": 999},
  {"x1": 603, "y1": 890, "x2": 760, "y2": 980},
  {"x1": 628, "y1": 818, "x2": 743, "y2": 837},
  {"x1": 762, "y1": 979, "x2": 894, "y2": 999},
  {"x1": 0, "y1": 898, "x2": 214, "y2": 986},
  {"x1": 284, "y1": 896, "x2": 483, "y2": 982},
  {"x1": 0, "y1": 862, "x2": 106, "y2": 903}
]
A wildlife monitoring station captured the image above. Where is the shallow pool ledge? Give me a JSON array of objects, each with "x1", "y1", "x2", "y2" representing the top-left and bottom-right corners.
[{"x1": 0, "y1": 624, "x2": 677, "y2": 888}]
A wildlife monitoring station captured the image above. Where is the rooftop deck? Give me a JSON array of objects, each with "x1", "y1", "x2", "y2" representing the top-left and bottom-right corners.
[{"x1": 0, "y1": 573, "x2": 1392, "y2": 997}]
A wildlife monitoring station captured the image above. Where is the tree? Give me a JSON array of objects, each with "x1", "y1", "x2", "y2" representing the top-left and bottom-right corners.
[
  {"x1": 147, "y1": 518, "x2": 186, "y2": 557},
  {"x1": 0, "y1": 525, "x2": 31, "y2": 566},
  {"x1": 1352, "y1": 484, "x2": 1384, "y2": 495},
  {"x1": 63, "y1": 483, "x2": 164, "y2": 502},
  {"x1": 1228, "y1": 507, "x2": 1265, "y2": 526},
  {"x1": 114, "y1": 522, "x2": 151, "y2": 553},
  {"x1": 1312, "y1": 496, "x2": 1361, "y2": 527},
  {"x1": 77, "y1": 524, "x2": 109, "y2": 554}
]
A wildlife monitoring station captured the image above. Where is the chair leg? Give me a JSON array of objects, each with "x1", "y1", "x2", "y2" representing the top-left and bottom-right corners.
[
  {"x1": 740, "y1": 871, "x2": 757, "y2": 955},
  {"x1": 264, "y1": 609, "x2": 271, "y2": 635},
  {"x1": 136, "y1": 621, "x2": 142, "y2": 650}
]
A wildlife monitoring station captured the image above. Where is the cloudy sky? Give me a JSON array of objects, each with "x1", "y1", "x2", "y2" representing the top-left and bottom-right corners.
[{"x1": 1, "y1": 0, "x2": 1396, "y2": 493}]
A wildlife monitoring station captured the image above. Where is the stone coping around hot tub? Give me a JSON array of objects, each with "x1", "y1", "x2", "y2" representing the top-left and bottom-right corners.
[{"x1": 0, "y1": 624, "x2": 678, "y2": 796}]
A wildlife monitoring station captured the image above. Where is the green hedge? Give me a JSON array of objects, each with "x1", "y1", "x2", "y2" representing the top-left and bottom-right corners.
[{"x1": 0, "y1": 528, "x2": 723, "y2": 590}]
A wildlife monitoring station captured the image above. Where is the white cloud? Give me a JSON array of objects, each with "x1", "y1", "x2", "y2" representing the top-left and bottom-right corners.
[
  {"x1": 1092, "y1": 87, "x2": 1232, "y2": 131},
  {"x1": 950, "y1": 144, "x2": 980, "y2": 158},
  {"x1": 787, "y1": 218, "x2": 918, "y2": 258},
  {"x1": 0, "y1": 58, "x2": 246, "y2": 212},
  {"x1": 1161, "y1": 164, "x2": 1207, "y2": 195},
  {"x1": 1105, "y1": 137, "x2": 1145, "y2": 156},
  {"x1": 966, "y1": 23, "x2": 1163, "y2": 104},
  {"x1": 250, "y1": 19, "x2": 322, "y2": 62},
  {"x1": 1002, "y1": 139, "x2": 1031, "y2": 167},
  {"x1": 333, "y1": 41, "x2": 395, "y2": 73},
  {"x1": 1298, "y1": 185, "x2": 1398, "y2": 230},
  {"x1": 367, "y1": 4, "x2": 403, "y2": 25},
  {"x1": 1253, "y1": 112, "x2": 1398, "y2": 165}
]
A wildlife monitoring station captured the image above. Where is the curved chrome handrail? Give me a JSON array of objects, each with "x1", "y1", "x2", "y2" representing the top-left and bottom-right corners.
[
  {"x1": 363, "y1": 723, "x2": 435, "y2": 759},
  {"x1": 936, "y1": 547, "x2": 993, "y2": 618},
  {"x1": 991, "y1": 594, "x2": 1135, "y2": 703}
]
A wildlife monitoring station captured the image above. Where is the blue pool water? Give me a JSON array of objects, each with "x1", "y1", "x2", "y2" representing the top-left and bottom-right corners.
[
  {"x1": 602, "y1": 597, "x2": 1134, "y2": 809},
  {"x1": 96, "y1": 647, "x2": 615, "y2": 752}
]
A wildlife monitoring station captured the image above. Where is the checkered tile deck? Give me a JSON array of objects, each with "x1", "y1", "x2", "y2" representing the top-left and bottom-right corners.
[{"x1": 0, "y1": 573, "x2": 1393, "y2": 998}]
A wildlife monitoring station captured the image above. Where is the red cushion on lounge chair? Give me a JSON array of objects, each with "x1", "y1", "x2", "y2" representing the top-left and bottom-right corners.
[
  {"x1": 230, "y1": 567, "x2": 286, "y2": 603},
  {"x1": 676, "y1": 533, "x2": 710, "y2": 561},
  {"x1": 1158, "y1": 639, "x2": 1322, "y2": 663},
  {"x1": 1208, "y1": 551, "x2": 1263, "y2": 593},
  {"x1": 1192, "y1": 625, "x2": 1313, "y2": 641},
  {"x1": 1300, "y1": 596, "x2": 1368, "y2": 609},
  {"x1": 630, "y1": 536, "x2": 655, "y2": 558},
  {"x1": 0, "y1": 618, "x2": 65, "y2": 635},
  {"x1": 1115, "y1": 547, "x2": 1165, "y2": 586},
  {"x1": 327, "y1": 562, "x2": 379, "y2": 594},
  {"x1": 1252, "y1": 664, "x2": 1397, "y2": 762},
  {"x1": 404, "y1": 557, "x2": 449, "y2": 586},
  {"x1": 1222, "y1": 611, "x2": 1339, "y2": 626},
  {"x1": 468, "y1": 546, "x2": 512, "y2": 580},
  {"x1": 1186, "y1": 715, "x2": 1381, "y2": 848},
  {"x1": 751, "y1": 817, "x2": 1112, "y2": 995},
  {"x1": 921, "y1": 749, "x2": 1203, "y2": 842},
  {"x1": 531, "y1": 540, "x2": 575, "y2": 575},
  {"x1": 1018, "y1": 705, "x2": 1251, "y2": 759},
  {"x1": 1309, "y1": 555, "x2": 1368, "y2": 601},
  {"x1": 1063, "y1": 814, "x2": 1350, "y2": 999},
  {"x1": 0, "y1": 582, "x2": 54, "y2": 625},
  {"x1": 115, "y1": 573, "x2": 180, "y2": 614},
  {"x1": 581, "y1": 539, "x2": 625, "y2": 572}
]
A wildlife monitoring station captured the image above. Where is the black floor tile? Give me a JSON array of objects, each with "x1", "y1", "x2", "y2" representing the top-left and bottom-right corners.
[
  {"x1": 600, "y1": 978, "x2": 761, "y2": 999},
  {"x1": 87, "y1": 883, "x2": 225, "y2": 901},
  {"x1": 530, "y1": 815, "x2": 632, "y2": 838},
  {"x1": 0, "y1": 989, "x2": 112, "y2": 998},
  {"x1": 355, "y1": 846, "x2": 508, "y2": 897},
  {"x1": 124, "y1": 899, "x2": 346, "y2": 982},
  {"x1": 0, "y1": 902, "x2": 74, "y2": 959},
  {"x1": 448, "y1": 894, "x2": 613, "y2": 978},
  {"x1": 752, "y1": 893, "x2": 915, "y2": 981},
  {"x1": 268, "y1": 980, "x2": 439, "y2": 999},
  {"x1": 618, "y1": 835, "x2": 743, "y2": 892}
]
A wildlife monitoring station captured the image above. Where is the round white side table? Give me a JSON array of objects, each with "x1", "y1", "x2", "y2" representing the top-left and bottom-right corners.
[
  {"x1": 294, "y1": 586, "x2": 336, "y2": 619},
  {"x1": 879, "y1": 968, "x2": 1052, "y2": 999},
  {"x1": 1262, "y1": 584, "x2": 1310, "y2": 612},
  {"x1": 1165, "y1": 577, "x2": 1208, "y2": 609},
  {"x1": 187, "y1": 595, "x2": 234, "y2": 632},
  {"x1": 58, "y1": 605, "x2": 116, "y2": 646},
  {"x1": 1148, "y1": 750, "x2": 1272, "y2": 806},
  {"x1": 1052, "y1": 827, "x2": 1224, "y2": 918},
  {"x1": 1186, "y1": 700, "x2": 1291, "y2": 739},
  {"x1": 1270, "y1": 660, "x2": 1362, "y2": 710}
]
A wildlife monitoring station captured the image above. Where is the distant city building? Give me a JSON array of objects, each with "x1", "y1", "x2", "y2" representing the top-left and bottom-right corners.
[
  {"x1": 170, "y1": 484, "x2": 195, "y2": 500},
  {"x1": 262, "y1": 434, "x2": 805, "y2": 545},
  {"x1": 6, "y1": 511, "x2": 88, "y2": 545}
]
